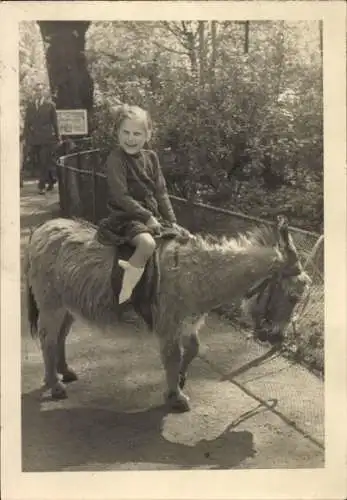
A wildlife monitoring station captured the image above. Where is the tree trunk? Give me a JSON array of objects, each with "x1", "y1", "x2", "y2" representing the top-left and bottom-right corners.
[
  {"x1": 186, "y1": 32, "x2": 198, "y2": 78},
  {"x1": 244, "y1": 21, "x2": 250, "y2": 54},
  {"x1": 38, "y1": 21, "x2": 94, "y2": 117},
  {"x1": 273, "y1": 25, "x2": 285, "y2": 100},
  {"x1": 319, "y1": 20, "x2": 323, "y2": 60},
  {"x1": 198, "y1": 21, "x2": 206, "y2": 87},
  {"x1": 209, "y1": 21, "x2": 218, "y2": 86},
  {"x1": 147, "y1": 54, "x2": 161, "y2": 93},
  {"x1": 319, "y1": 21, "x2": 323, "y2": 93}
]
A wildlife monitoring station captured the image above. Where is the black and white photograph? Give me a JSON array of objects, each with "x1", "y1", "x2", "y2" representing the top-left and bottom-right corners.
[{"x1": 1, "y1": 2, "x2": 346, "y2": 499}]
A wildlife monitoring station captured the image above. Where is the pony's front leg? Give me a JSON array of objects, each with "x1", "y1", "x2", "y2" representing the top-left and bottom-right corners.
[
  {"x1": 179, "y1": 332, "x2": 200, "y2": 390},
  {"x1": 178, "y1": 314, "x2": 205, "y2": 389},
  {"x1": 159, "y1": 338, "x2": 190, "y2": 413},
  {"x1": 39, "y1": 310, "x2": 67, "y2": 399}
]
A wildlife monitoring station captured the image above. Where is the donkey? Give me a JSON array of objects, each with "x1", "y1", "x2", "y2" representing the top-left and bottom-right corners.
[{"x1": 26, "y1": 215, "x2": 310, "y2": 412}]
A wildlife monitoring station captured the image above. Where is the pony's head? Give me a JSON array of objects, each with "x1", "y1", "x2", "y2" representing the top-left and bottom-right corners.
[{"x1": 241, "y1": 216, "x2": 311, "y2": 344}]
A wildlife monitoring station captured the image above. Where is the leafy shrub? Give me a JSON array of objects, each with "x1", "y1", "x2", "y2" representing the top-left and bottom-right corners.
[{"x1": 20, "y1": 20, "x2": 323, "y2": 232}]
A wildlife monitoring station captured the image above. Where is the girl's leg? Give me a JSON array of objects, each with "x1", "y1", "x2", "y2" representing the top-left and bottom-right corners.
[
  {"x1": 118, "y1": 232, "x2": 156, "y2": 304},
  {"x1": 128, "y1": 232, "x2": 156, "y2": 268}
]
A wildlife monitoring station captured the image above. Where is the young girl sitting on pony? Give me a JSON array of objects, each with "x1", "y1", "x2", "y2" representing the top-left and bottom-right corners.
[{"x1": 101, "y1": 104, "x2": 187, "y2": 304}]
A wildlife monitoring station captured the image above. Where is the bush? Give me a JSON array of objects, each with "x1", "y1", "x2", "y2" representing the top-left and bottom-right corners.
[{"x1": 20, "y1": 21, "x2": 323, "y2": 232}]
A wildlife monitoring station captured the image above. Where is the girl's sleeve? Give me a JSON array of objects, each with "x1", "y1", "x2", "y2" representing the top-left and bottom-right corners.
[
  {"x1": 106, "y1": 150, "x2": 152, "y2": 223},
  {"x1": 151, "y1": 151, "x2": 177, "y2": 223}
]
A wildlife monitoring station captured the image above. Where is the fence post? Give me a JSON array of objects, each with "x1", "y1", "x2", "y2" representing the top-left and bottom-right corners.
[
  {"x1": 62, "y1": 157, "x2": 70, "y2": 217},
  {"x1": 56, "y1": 157, "x2": 65, "y2": 216},
  {"x1": 304, "y1": 234, "x2": 324, "y2": 268},
  {"x1": 69, "y1": 155, "x2": 82, "y2": 217},
  {"x1": 76, "y1": 151, "x2": 81, "y2": 216}
]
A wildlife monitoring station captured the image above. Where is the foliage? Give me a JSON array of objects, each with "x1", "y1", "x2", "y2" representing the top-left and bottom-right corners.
[
  {"x1": 19, "y1": 22, "x2": 48, "y2": 130},
  {"x1": 19, "y1": 20, "x2": 323, "y2": 232},
  {"x1": 86, "y1": 21, "x2": 323, "y2": 231}
]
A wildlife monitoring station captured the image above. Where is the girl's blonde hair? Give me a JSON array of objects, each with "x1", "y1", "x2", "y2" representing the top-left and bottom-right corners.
[{"x1": 112, "y1": 104, "x2": 152, "y2": 139}]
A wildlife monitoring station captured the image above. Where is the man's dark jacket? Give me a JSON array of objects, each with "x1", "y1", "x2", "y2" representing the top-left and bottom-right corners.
[{"x1": 23, "y1": 100, "x2": 60, "y2": 146}]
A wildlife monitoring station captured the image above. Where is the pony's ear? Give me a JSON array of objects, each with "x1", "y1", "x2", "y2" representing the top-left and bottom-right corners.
[
  {"x1": 276, "y1": 215, "x2": 298, "y2": 262},
  {"x1": 276, "y1": 215, "x2": 289, "y2": 246}
]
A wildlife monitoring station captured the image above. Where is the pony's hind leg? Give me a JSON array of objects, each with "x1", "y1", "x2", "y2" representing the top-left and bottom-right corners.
[
  {"x1": 57, "y1": 312, "x2": 77, "y2": 383},
  {"x1": 38, "y1": 308, "x2": 68, "y2": 399},
  {"x1": 159, "y1": 336, "x2": 190, "y2": 413}
]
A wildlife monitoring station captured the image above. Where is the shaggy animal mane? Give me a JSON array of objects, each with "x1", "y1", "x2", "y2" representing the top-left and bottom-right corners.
[
  {"x1": 191, "y1": 224, "x2": 278, "y2": 253},
  {"x1": 68, "y1": 218, "x2": 278, "y2": 257},
  {"x1": 72, "y1": 217, "x2": 98, "y2": 231},
  {"x1": 69, "y1": 218, "x2": 100, "y2": 241}
]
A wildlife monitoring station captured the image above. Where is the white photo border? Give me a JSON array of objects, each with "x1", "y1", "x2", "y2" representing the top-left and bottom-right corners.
[{"x1": 1, "y1": 2, "x2": 346, "y2": 500}]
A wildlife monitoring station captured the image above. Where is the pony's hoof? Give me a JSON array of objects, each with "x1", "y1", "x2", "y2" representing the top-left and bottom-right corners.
[
  {"x1": 179, "y1": 373, "x2": 186, "y2": 390},
  {"x1": 166, "y1": 390, "x2": 190, "y2": 413},
  {"x1": 51, "y1": 381, "x2": 67, "y2": 400},
  {"x1": 62, "y1": 369, "x2": 78, "y2": 383},
  {"x1": 255, "y1": 328, "x2": 269, "y2": 343},
  {"x1": 268, "y1": 333, "x2": 284, "y2": 345}
]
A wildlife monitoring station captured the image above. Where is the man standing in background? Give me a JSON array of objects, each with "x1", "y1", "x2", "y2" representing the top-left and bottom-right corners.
[{"x1": 22, "y1": 82, "x2": 61, "y2": 194}]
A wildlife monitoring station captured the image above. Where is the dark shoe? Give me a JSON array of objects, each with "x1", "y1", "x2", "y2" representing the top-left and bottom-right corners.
[
  {"x1": 38, "y1": 188, "x2": 45, "y2": 195},
  {"x1": 46, "y1": 184, "x2": 54, "y2": 192}
]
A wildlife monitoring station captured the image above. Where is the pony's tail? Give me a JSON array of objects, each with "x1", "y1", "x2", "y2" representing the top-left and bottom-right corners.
[
  {"x1": 25, "y1": 229, "x2": 39, "y2": 337},
  {"x1": 27, "y1": 282, "x2": 39, "y2": 337}
]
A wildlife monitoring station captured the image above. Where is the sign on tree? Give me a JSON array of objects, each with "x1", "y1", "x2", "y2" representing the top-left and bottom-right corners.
[{"x1": 57, "y1": 109, "x2": 88, "y2": 136}]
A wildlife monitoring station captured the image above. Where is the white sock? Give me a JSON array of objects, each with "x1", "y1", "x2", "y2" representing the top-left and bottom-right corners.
[{"x1": 118, "y1": 261, "x2": 145, "y2": 304}]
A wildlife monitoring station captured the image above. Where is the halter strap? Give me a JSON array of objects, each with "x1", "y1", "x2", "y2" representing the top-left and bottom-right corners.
[
  {"x1": 244, "y1": 275, "x2": 272, "y2": 300},
  {"x1": 244, "y1": 266, "x2": 301, "y2": 300}
]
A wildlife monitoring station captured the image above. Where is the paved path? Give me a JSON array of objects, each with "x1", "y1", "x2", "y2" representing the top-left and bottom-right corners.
[{"x1": 21, "y1": 181, "x2": 324, "y2": 471}]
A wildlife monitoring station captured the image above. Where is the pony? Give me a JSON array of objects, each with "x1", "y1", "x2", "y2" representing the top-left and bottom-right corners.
[{"x1": 25, "y1": 215, "x2": 310, "y2": 412}]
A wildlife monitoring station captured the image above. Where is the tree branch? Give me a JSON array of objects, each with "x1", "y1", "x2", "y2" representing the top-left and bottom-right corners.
[
  {"x1": 161, "y1": 21, "x2": 196, "y2": 50},
  {"x1": 162, "y1": 21, "x2": 184, "y2": 39},
  {"x1": 152, "y1": 40, "x2": 188, "y2": 56},
  {"x1": 182, "y1": 21, "x2": 199, "y2": 40}
]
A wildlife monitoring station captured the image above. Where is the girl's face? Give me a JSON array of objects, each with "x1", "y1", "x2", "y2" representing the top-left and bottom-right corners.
[{"x1": 118, "y1": 118, "x2": 149, "y2": 155}]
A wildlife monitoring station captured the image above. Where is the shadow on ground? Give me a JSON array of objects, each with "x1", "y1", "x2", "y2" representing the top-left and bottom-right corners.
[{"x1": 22, "y1": 390, "x2": 256, "y2": 471}]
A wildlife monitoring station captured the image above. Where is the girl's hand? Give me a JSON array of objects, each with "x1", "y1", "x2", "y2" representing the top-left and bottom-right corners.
[
  {"x1": 172, "y1": 222, "x2": 192, "y2": 238},
  {"x1": 146, "y1": 216, "x2": 161, "y2": 232}
]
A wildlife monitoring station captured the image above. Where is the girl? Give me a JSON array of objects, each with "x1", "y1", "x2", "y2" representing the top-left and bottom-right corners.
[{"x1": 102, "y1": 104, "x2": 180, "y2": 304}]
